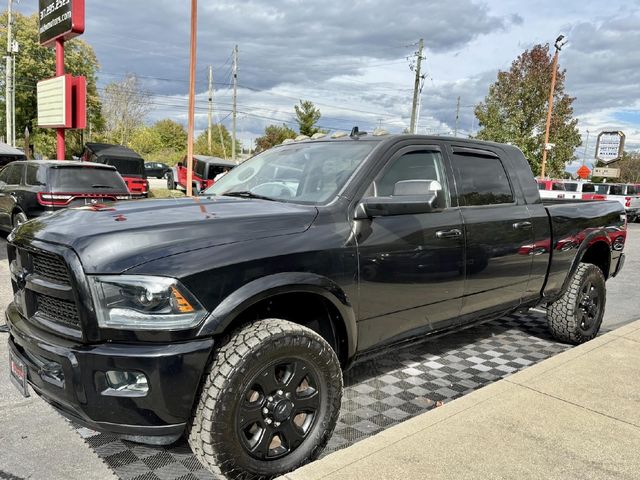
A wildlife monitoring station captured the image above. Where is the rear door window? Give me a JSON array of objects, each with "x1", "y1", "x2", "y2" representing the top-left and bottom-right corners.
[
  {"x1": 49, "y1": 167, "x2": 127, "y2": 191},
  {"x1": 609, "y1": 185, "x2": 625, "y2": 195},
  {"x1": 552, "y1": 183, "x2": 565, "y2": 191},
  {"x1": 6, "y1": 164, "x2": 23, "y2": 185},
  {"x1": 26, "y1": 164, "x2": 46, "y2": 186},
  {"x1": 450, "y1": 150, "x2": 514, "y2": 206}
]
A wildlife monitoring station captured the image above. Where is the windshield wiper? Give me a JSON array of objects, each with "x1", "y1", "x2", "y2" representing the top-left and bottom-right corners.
[{"x1": 222, "y1": 191, "x2": 276, "y2": 201}]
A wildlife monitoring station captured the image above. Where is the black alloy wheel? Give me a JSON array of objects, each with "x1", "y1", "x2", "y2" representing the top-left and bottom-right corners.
[{"x1": 238, "y1": 358, "x2": 320, "y2": 460}]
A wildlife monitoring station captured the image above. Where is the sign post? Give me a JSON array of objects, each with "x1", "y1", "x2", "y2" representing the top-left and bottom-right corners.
[
  {"x1": 38, "y1": 0, "x2": 85, "y2": 159},
  {"x1": 595, "y1": 131, "x2": 625, "y2": 164}
]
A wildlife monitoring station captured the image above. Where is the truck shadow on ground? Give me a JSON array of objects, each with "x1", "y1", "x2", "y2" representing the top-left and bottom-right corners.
[{"x1": 76, "y1": 311, "x2": 572, "y2": 480}]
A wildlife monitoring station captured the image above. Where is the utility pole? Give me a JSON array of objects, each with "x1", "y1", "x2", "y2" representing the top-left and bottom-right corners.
[
  {"x1": 185, "y1": 0, "x2": 198, "y2": 196},
  {"x1": 409, "y1": 38, "x2": 424, "y2": 135},
  {"x1": 582, "y1": 130, "x2": 590, "y2": 166},
  {"x1": 6, "y1": 0, "x2": 14, "y2": 147},
  {"x1": 207, "y1": 65, "x2": 213, "y2": 154},
  {"x1": 454, "y1": 96, "x2": 461, "y2": 137},
  {"x1": 232, "y1": 44, "x2": 238, "y2": 163},
  {"x1": 540, "y1": 34, "x2": 567, "y2": 178}
]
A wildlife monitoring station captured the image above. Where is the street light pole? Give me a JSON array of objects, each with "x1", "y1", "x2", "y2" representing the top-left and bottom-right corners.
[
  {"x1": 540, "y1": 35, "x2": 567, "y2": 179},
  {"x1": 582, "y1": 130, "x2": 590, "y2": 166}
]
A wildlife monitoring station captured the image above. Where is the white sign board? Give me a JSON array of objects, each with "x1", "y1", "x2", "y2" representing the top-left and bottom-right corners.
[
  {"x1": 37, "y1": 75, "x2": 72, "y2": 128},
  {"x1": 595, "y1": 131, "x2": 625, "y2": 164},
  {"x1": 593, "y1": 167, "x2": 620, "y2": 178}
]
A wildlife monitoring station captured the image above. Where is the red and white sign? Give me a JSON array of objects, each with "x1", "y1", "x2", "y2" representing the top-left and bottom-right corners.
[
  {"x1": 37, "y1": 75, "x2": 73, "y2": 128},
  {"x1": 39, "y1": 0, "x2": 85, "y2": 47}
]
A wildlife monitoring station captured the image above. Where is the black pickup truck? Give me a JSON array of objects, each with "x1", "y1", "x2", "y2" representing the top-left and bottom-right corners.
[{"x1": 4, "y1": 134, "x2": 626, "y2": 479}]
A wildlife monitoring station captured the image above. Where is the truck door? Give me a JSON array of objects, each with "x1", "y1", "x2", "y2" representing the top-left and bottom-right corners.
[
  {"x1": 355, "y1": 145, "x2": 465, "y2": 350},
  {"x1": 448, "y1": 145, "x2": 535, "y2": 319}
]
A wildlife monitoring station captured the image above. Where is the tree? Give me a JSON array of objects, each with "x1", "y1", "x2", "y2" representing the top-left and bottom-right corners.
[
  {"x1": 153, "y1": 119, "x2": 187, "y2": 152},
  {"x1": 616, "y1": 151, "x2": 640, "y2": 183},
  {"x1": 294, "y1": 100, "x2": 321, "y2": 136},
  {"x1": 255, "y1": 124, "x2": 297, "y2": 152},
  {"x1": 102, "y1": 74, "x2": 152, "y2": 145},
  {"x1": 194, "y1": 124, "x2": 235, "y2": 159},
  {"x1": 0, "y1": 12, "x2": 103, "y2": 158},
  {"x1": 474, "y1": 44, "x2": 581, "y2": 177}
]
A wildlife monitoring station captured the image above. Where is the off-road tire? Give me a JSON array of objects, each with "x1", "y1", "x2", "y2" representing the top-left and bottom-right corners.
[
  {"x1": 166, "y1": 172, "x2": 176, "y2": 190},
  {"x1": 547, "y1": 263, "x2": 606, "y2": 344},
  {"x1": 189, "y1": 319, "x2": 343, "y2": 479}
]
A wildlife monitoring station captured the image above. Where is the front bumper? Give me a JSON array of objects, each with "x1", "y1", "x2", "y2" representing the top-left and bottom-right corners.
[{"x1": 6, "y1": 303, "x2": 213, "y2": 443}]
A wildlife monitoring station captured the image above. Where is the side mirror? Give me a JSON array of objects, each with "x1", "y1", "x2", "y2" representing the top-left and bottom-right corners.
[{"x1": 355, "y1": 193, "x2": 437, "y2": 219}]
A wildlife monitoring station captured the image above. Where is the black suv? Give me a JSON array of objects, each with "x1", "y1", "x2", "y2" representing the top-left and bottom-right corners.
[{"x1": 0, "y1": 160, "x2": 131, "y2": 232}]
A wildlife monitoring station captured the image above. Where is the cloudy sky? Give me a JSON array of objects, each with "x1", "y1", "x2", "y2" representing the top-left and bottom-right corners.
[{"x1": 21, "y1": 1, "x2": 640, "y2": 163}]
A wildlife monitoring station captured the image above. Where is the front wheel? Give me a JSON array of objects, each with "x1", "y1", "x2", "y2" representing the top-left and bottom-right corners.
[
  {"x1": 189, "y1": 319, "x2": 342, "y2": 479},
  {"x1": 547, "y1": 263, "x2": 606, "y2": 344},
  {"x1": 166, "y1": 172, "x2": 176, "y2": 190}
]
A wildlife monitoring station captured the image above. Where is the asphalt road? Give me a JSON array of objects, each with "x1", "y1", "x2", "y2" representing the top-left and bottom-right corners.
[{"x1": 0, "y1": 223, "x2": 637, "y2": 479}]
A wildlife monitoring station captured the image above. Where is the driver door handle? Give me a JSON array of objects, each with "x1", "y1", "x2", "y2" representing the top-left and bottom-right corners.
[
  {"x1": 513, "y1": 221, "x2": 533, "y2": 230},
  {"x1": 436, "y1": 229, "x2": 462, "y2": 239}
]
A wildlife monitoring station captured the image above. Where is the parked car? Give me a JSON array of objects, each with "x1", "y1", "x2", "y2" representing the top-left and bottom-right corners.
[
  {"x1": 0, "y1": 141, "x2": 26, "y2": 167},
  {"x1": 600, "y1": 184, "x2": 640, "y2": 222},
  {"x1": 536, "y1": 179, "x2": 567, "y2": 199},
  {"x1": 4, "y1": 135, "x2": 626, "y2": 479},
  {"x1": 144, "y1": 162, "x2": 171, "y2": 179},
  {"x1": 0, "y1": 160, "x2": 130, "y2": 232},
  {"x1": 81, "y1": 143, "x2": 149, "y2": 197},
  {"x1": 167, "y1": 155, "x2": 235, "y2": 193}
]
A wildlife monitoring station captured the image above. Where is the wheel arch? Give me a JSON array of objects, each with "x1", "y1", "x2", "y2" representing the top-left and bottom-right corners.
[
  {"x1": 197, "y1": 272, "x2": 357, "y2": 364},
  {"x1": 560, "y1": 230, "x2": 612, "y2": 295}
]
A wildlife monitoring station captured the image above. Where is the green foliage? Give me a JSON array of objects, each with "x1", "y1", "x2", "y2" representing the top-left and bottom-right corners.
[
  {"x1": 194, "y1": 124, "x2": 235, "y2": 159},
  {"x1": 615, "y1": 152, "x2": 640, "y2": 183},
  {"x1": 294, "y1": 100, "x2": 321, "y2": 136},
  {"x1": 0, "y1": 12, "x2": 103, "y2": 158},
  {"x1": 255, "y1": 124, "x2": 297, "y2": 152},
  {"x1": 474, "y1": 44, "x2": 581, "y2": 177}
]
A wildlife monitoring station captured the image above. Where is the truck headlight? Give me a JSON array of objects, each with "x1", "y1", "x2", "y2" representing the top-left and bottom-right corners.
[{"x1": 88, "y1": 275, "x2": 206, "y2": 330}]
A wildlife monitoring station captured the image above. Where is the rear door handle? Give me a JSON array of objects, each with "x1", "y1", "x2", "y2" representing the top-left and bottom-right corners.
[
  {"x1": 436, "y1": 229, "x2": 462, "y2": 239},
  {"x1": 513, "y1": 221, "x2": 532, "y2": 230}
]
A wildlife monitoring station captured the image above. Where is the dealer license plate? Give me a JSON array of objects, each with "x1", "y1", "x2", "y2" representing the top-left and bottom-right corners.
[{"x1": 9, "y1": 348, "x2": 30, "y2": 398}]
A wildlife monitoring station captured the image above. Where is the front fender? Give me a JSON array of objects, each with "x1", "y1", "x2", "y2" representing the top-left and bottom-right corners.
[{"x1": 196, "y1": 272, "x2": 357, "y2": 359}]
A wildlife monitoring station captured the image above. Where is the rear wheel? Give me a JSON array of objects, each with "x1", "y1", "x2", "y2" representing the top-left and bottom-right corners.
[
  {"x1": 547, "y1": 263, "x2": 606, "y2": 344},
  {"x1": 189, "y1": 319, "x2": 342, "y2": 479},
  {"x1": 166, "y1": 172, "x2": 176, "y2": 190}
]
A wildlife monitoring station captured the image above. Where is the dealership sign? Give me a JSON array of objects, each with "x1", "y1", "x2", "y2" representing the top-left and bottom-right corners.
[
  {"x1": 37, "y1": 75, "x2": 72, "y2": 128},
  {"x1": 39, "y1": 0, "x2": 85, "y2": 47},
  {"x1": 595, "y1": 131, "x2": 625, "y2": 164}
]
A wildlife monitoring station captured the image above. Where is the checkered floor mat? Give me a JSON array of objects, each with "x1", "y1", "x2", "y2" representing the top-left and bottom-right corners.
[{"x1": 74, "y1": 311, "x2": 572, "y2": 480}]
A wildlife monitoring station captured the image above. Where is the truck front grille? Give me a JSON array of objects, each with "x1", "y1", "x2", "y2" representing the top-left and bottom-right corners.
[
  {"x1": 9, "y1": 244, "x2": 83, "y2": 338},
  {"x1": 36, "y1": 293, "x2": 81, "y2": 329},
  {"x1": 32, "y1": 250, "x2": 70, "y2": 284}
]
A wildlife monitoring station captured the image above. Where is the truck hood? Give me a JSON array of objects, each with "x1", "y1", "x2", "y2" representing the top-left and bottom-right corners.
[{"x1": 15, "y1": 196, "x2": 318, "y2": 273}]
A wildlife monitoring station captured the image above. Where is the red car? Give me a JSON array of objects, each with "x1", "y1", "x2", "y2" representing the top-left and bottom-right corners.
[{"x1": 81, "y1": 143, "x2": 149, "y2": 197}]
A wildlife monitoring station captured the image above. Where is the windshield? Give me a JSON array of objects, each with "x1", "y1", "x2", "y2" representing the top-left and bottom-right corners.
[
  {"x1": 50, "y1": 167, "x2": 128, "y2": 191},
  {"x1": 204, "y1": 142, "x2": 376, "y2": 204},
  {"x1": 103, "y1": 157, "x2": 144, "y2": 176}
]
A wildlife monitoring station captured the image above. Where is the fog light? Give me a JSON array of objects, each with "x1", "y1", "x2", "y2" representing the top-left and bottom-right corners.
[{"x1": 102, "y1": 370, "x2": 149, "y2": 397}]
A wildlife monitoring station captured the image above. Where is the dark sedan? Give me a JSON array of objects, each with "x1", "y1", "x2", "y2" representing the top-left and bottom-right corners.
[{"x1": 144, "y1": 162, "x2": 171, "y2": 179}]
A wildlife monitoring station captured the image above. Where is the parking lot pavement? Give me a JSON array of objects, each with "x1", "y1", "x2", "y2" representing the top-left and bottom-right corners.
[
  {"x1": 0, "y1": 237, "x2": 117, "y2": 480},
  {"x1": 0, "y1": 224, "x2": 637, "y2": 480},
  {"x1": 284, "y1": 320, "x2": 640, "y2": 480}
]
